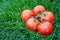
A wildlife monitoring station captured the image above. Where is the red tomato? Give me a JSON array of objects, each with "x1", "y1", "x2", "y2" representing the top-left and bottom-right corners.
[
  {"x1": 32, "y1": 5, "x2": 46, "y2": 16},
  {"x1": 40, "y1": 11, "x2": 54, "y2": 22},
  {"x1": 37, "y1": 22, "x2": 53, "y2": 36},
  {"x1": 21, "y1": 10, "x2": 33, "y2": 22},
  {"x1": 26, "y1": 18, "x2": 40, "y2": 31}
]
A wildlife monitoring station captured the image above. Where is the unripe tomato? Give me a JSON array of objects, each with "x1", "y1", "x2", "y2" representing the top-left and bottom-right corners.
[
  {"x1": 32, "y1": 5, "x2": 46, "y2": 16},
  {"x1": 40, "y1": 11, "x2": 54, "y2": 22},
  {"x1": 21, "y1": 10, "x2": 33, "y2": 22},
  {"x1": 26, "y1": 18, "x2": 40, "y2": 31},
  {"x1": 38, "y1": 22, "x2": 53, "y2": 36}
]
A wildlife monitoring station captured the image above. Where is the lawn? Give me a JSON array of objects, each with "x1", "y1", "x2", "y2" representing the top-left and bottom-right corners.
[{"x1": 0, "y1": 0, "x2": 60, "y2": 40}]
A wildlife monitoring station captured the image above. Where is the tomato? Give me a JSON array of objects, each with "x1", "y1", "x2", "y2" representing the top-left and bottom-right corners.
[
  {"x1": 26, "y1": 18, "x2": 40, "y2": 31},
  {"x1": 40, "y1": 11, "x2": 54, "y2": 22},
  {"x1": 32, "y1": 5, "x2": 46, "y2": 16},
  {"x1": 21, "y1": 10, "x2": 33, "y2": 22},
  {"x1": 37, "y1": 22, "x2": 53, "y2": 36},
  {"x1": 21, "y1": 5, "x2": 54, "y2": 35}
]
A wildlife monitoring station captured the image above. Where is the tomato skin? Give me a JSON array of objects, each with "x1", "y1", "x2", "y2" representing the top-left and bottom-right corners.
[
  {"x1": 26, "y1": 18, "x2": 36, "y2": 31},
  {"x1": 21, "y1": 10, "x2": 33, "y2": 22},
  {"x1": 38, "y1": 22, "x2": 53, "y2": 36},
  {"x1": 26, "y1": 18, "x2": 40, "y2": 31},
  {"x1": 40, "y1": 11, "x2": 54, "y2": 22},
  {"x1": 32, "y1": 5, "x2": 46, "y2": 16}
]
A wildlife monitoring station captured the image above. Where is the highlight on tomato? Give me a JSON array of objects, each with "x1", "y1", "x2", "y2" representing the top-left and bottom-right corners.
[
  {"x1": 26, "y1": 18, "x2": 40, "y2": 31},
  {"x1": 21, "y1": 10, "x2": 33, "y2": 22},
  {"x1": 37, "y1": 22, "x2": 53, "y2": 36},
  {"x1": 32, "y1": 5, "x2": 46, "y2": 16}
]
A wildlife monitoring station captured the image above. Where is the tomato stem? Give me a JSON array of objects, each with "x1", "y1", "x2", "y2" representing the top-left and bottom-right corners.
[{"x1": 31, "y1": 12, "x2": 44, "y2": 23}]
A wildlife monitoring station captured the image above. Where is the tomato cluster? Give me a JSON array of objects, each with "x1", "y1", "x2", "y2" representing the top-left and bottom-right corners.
[{"x1": 21, "y1": 5, "x2": 54, "y2": 36}]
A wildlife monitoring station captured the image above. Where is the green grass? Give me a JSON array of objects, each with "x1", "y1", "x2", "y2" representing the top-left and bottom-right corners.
[{"x1": 0, "y1": 0, "x2": 60, "y2": 40}]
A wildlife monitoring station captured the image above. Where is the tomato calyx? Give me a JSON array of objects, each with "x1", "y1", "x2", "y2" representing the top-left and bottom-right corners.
[
  {"x1": 43, "y1": 13, "x2": 47, "y2": 16},
  {"x1": 31, "y1": 11, "x2": 53, "y2": 24},
  {"x1": 32, "y1": 16, "x2": 41, "y2": 22}
]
